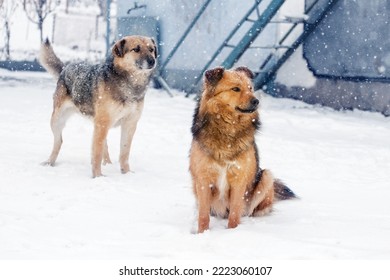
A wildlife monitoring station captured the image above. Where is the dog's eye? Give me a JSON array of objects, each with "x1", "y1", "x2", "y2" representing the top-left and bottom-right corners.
[
  {"x1": 149, "y1": 47, "x2": 154, "y2": 53},
  {"x1": 132, "y1": 45, "x2": 141, "y2": 53},
  {"x1": 231, "y1": 87, "x2": 241, "y2": 92}
]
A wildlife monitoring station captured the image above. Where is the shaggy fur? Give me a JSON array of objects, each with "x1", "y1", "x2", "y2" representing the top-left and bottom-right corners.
[
  {"x1": 189, "y1": 66, "x2": 295, "y2": 233},
  {"x1": 39, "y1": 35, "x2": 157, "y2": 177}
]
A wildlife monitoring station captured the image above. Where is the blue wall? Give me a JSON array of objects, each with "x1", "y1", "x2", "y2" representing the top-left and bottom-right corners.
[{"x1": 304, "y1": 0, "x2": 390, "y2": 81}]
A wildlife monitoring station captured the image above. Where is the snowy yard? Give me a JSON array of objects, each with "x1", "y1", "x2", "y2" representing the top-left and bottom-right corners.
[{"x1": 0, "y1": 69, "x2": 389, "y2": 259}]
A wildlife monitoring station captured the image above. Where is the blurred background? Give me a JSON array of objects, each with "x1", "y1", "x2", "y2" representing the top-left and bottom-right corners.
[{"x1": 1, "y1": 0, "x2": 389, "y2": 115}]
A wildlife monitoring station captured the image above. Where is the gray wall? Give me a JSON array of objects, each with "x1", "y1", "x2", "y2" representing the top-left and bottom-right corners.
[
  {"x1": 304, "y1": 0, "x2": 390, "y2": 80},
  {"x1": 271, "y1": 0, "x2": 390, "y2": 116}
]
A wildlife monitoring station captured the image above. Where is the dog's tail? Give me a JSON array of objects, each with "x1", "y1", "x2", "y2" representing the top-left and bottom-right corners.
[
  {"x1": 273, "y1": 178, "x2": 297, "y2": 200},
  {"x1": 39, "y1": 38, "x2": 64, "y2": 79}
]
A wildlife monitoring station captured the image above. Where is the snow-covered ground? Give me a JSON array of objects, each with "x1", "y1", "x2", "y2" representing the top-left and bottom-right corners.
[{"x1": 0, "y1": 69, "x2": 389, "y2": 260}]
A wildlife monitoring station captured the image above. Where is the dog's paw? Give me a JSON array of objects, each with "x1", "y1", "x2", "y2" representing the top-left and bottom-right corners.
[
  {"x1": 227, "y1": 221, "x2": 239, "y2": 229},
  {"x1": 92, "y1": 173, "x2": 105, "y2": 178},
  {"x1": 92, "y1": 168, "x2": 103, "y2": 178},
  {"x1": 121, "y1": 168, "x2": 129, "y2": 174},
  {"x1": 120, "y1": 163, "x2": 130, "y2": 174},
  {"x1": 41, "y1": 161, "x2": 55, "y2": 167},
  {"x1": 102, "y1": 158, "x2": 112, "y2": 165}
]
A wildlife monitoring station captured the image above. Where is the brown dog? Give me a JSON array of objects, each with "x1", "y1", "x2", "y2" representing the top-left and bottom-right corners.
[
  {"x1": 39, "y1": 35, "x2": 157, "y2": 177},
  {"x1": 189, "y1": 66, "x2": 295, "y2": 233}
]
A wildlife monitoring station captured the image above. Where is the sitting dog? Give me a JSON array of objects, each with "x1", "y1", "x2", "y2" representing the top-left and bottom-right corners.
[
  {"x1": 39, "y1": 35, "x2": 157, "y2": 177},
  {"x1": 189, "y1": 66, "x2": 296, "y2": 233}
]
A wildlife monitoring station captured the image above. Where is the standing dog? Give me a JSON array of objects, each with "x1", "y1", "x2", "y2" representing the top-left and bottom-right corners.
[
  {"x1": 39, "y1": 35, "x2": 157, "y2": 177},
  {"x1": 190, "y1": 66, "x2": 295, "y2": 233}
]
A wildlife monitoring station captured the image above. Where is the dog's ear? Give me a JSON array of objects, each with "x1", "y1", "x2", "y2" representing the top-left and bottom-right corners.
[
  {"x1": 112, "y1": 38, "x2": 127, "y2": 57},
  {"x1": 151, "y1": 38, "x2": 158, "y2": 58},
  {"x1": 205, "y1": 67, "x2": 224, "y2": 86},
  {"x1": 235, "y1": 66, "x2": 254, "y2": 79}
]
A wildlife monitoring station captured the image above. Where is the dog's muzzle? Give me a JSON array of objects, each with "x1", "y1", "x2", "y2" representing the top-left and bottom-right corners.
[
  {"x1": 137, "y1": 56, "x2": 156, "y2": 70},
  {"x1": 236, "y1": 98, "x2": 259, "y2": 113}
]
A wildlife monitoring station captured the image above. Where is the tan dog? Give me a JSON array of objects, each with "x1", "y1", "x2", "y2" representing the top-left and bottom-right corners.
[
  {"x1": 190, "y1": 66, "x2": 296, "y2": 233},
  {"x1": 39, "y1": 35, "x2": 157, "y2": 177}
]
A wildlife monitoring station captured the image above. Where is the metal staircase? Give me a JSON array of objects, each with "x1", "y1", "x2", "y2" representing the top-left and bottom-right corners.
[
  {"x1": 159, "y1": 0, "x2": 339, "y2": 96},
  {"x1": 253, "y1": 0, "x2": 339, "y2": 90}
]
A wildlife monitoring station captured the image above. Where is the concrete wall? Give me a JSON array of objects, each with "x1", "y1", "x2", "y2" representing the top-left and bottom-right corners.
[
  {"x1": 304, "y1": 0, "x2": 390, "y2": 80},
  {"x1": 274, "y1": 0, "x2": 390, "y2": 116}
]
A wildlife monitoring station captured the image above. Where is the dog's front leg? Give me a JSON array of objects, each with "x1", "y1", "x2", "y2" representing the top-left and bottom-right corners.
[
  {"x1": 119, "y1": 101, "x2": 144, "y2": 174},
  {"x1": 196, "y1": 182, "x2": 212, "y2": 233},
  {"x1": 119, "y1": 119, "x2": 137, "y2": 174},
  {"x1": 227, "y1": 188, "x2": 246, "y2": 229},
  {"x1": 227, "y1": 172, "x2": 248, "y2": 229},
  {"x1": 92, "y1": 119, "x2": 110, "y2": 178},
  {"x1": 102, "y1": 139, "x2": 112, "y2": 165}
]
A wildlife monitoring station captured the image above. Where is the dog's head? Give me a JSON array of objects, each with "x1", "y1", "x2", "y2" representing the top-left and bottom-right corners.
[
  {"x1": 112, "y1": 35, "x2": 157, "y2": 72},
  {"x1": 202, "y1": 66, "x2": 259, "y2": 115}
]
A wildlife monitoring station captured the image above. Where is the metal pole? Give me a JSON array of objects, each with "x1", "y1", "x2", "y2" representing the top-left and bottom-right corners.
[
  {"x1": 105, "y1": 0, "x2": 111, "y2": 56},
  {"x1": 221, "y1": 0, "x2": 286, "y2": 69},
  {"x1": 258, "y1": 0, "x2": 322, "y2": 70},
  {"x1": 155, "y1": 76, "x2": 174, "y2": 97},
  {"x1": 160, "y1": 0, "x2": 213, "y2": 71}
]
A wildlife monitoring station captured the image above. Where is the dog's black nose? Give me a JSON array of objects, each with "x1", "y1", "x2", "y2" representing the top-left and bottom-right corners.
[
  {"x1": 147, "y1": 56, "x2": 155, "y2": 68},
  {"x1": 251, "y1": 98, "x2": 259, "y2": 107}
]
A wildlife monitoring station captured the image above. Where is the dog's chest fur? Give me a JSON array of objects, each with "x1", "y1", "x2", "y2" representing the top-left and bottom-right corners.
[
  {"x1": 193, "y1": 111, "x2": 258, "y2": 162},
  {"x1": 110, "y1": 99, "x2": 143, "y2": 127},
  {"x1": 214, "y1": 160, "x2": 241, "y2": 198},
  {"x1": 104, "y1": 67, "x2": 151, "y2": 104}
]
